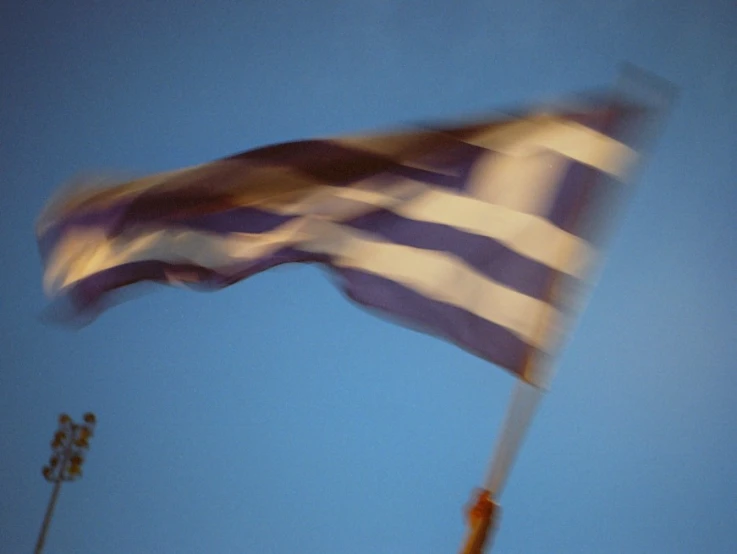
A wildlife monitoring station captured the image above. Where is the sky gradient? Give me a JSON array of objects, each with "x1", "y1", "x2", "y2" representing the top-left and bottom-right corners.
[{"x1": 2, "y1": 1, "x2": 737, "y2": 553}]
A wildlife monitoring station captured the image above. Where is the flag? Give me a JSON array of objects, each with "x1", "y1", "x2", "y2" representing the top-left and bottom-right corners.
[{"x1": 37, "y1": 96, "x2": 646, "y2": 386}]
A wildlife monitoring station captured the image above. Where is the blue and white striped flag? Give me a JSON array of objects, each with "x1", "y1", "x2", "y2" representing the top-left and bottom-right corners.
[{"x1": 37, "y1": 97, "x2": 645, "y2": 386}]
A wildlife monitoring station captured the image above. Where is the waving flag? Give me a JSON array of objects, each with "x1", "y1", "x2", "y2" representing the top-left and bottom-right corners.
[{"x1": 37, "y1": 96, "x2": 644, "y2": 386}]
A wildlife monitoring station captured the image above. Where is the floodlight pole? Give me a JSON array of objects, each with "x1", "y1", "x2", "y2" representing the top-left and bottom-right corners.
[
  {"x1": 35, "y1": 477, "x2": 64, "y2": 554},
  {"x1": 34, "y1": 413, "x2": 97, "y2": 554}
]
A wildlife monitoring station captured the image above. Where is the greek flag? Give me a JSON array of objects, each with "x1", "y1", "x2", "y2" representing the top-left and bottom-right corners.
[{"x1": 37, "y1": 97, "x2": 644, "y2": 385}]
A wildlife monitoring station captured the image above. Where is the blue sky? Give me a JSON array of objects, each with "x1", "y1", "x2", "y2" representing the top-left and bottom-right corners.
[{"x1": 2, "y1": 1, "x2": 736, "y2": 552}]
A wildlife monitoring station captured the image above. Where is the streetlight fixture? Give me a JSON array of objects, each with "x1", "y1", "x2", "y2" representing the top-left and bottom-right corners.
[{"x1": 35, "y1": 412, "x2": 97, "y2": 554}]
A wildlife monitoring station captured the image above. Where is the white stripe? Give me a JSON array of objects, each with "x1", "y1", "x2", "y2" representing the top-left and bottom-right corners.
[
  {"x1": 263, "y1": 182, "x2": 595, "y2": 278},
  {"x1": 43, "y1": 218, "x2": 311, "y2": 294},
  {"x1": 463, "y1": 115, "x2": 636, "y2": 177}
]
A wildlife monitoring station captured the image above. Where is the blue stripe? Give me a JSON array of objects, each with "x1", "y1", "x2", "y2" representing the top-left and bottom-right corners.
[
  {"x1": 334, "y1": 267, "x2": 533, "y2": 376},
  {"x1": 173, "y1": 207, "x2": 294, "y2": 234}
]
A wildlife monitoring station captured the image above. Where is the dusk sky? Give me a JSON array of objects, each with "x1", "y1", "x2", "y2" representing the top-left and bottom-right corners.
[{"x1": 2, "y1": 1, "x2": 736, "y2": 553}]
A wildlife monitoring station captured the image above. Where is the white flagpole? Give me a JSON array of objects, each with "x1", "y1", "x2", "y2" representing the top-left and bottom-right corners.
[
  {"x1": 483, "y1": 379, "x2": 544, "y2": 496},
  {"x1": 458, "y1": 378, "x2": 544, "y2": 554}
]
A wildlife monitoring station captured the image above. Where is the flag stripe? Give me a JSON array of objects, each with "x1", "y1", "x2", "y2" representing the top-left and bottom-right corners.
[
  {"x1": 42, "y1": 220, "x2": 309, "y2": 294},
  {"x1": 458, "y1": 114, "x2": 636, "y2": 177},
  {"x1": 166, "y1": 207, "x2": 293, "y2": 235},
  {"x1": 345, "y1": 209, "x2": 567, "y2": 301},
  {"x1": 335, "y1": 267, "x2": 534, "y2": 373}
]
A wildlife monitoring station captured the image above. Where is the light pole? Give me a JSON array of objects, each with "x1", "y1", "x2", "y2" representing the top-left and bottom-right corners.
[{"x1": 35, "y1": 412, "x2": 97, "y2": 554}]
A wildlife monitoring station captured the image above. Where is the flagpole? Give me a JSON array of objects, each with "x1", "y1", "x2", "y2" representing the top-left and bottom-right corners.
[
  {"x1": 459, "y1": 381, "x2": 543, "y2": 554},
  {"x1": 483, "y1": 381, "x2": 543, "y2": 496}
]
